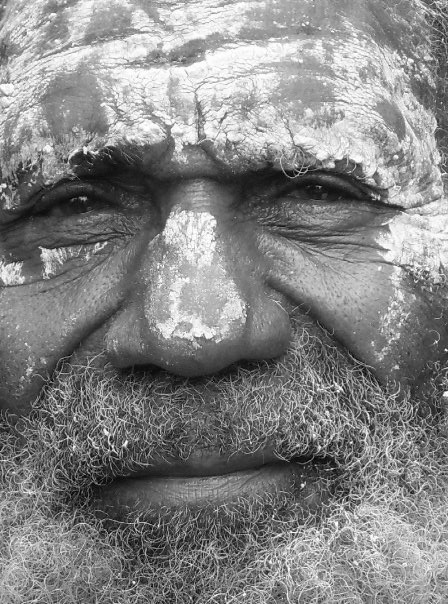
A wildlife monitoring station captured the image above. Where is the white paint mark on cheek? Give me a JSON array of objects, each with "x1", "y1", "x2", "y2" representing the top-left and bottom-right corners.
[
  {"x1": 40, "y1": 247, "x2": 75, "y2": 279},
  {"x1": 376, "y1": 212, "x2": 447, "y2": 281},
  {"x1": 0, "y1": 261, "x2": 25, "y2": 285},
  {"x1": 25, "y1": 356, "x2": 35, "y2": 379},
  {"x1": 376, "y1": 268, "x2": 411, "y2": 362},
  {"x1": 84, "y1": 241, "x2": 108, "y2": 262},
  {"x1": 39, "y1": 243, "x2": 107, "y2": 279},
  {"x1": 376, "y1": 215, "x2": 407, "y2": 267}
]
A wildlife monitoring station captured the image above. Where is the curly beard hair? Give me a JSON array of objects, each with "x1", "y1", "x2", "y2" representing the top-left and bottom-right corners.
[{"x1": 1, "y1": 322, "x2": 448, "y2": 603}]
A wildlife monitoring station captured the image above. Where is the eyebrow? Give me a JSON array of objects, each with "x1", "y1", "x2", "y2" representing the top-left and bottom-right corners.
[
  {"x1": 31, "y1": 144, "x2": 381, "y2": 192},
  {"x1": 67, "y1": 145, "x2": 145, "y2": 177},
  {"x1": 0, "y1": 139, "x2": 396, "y2": 222},
  {"x1": 0, "y1": 143, "x2": 148, "y2": 198},
  {"x1": 2, "y1": 142, "x2": 386, "y2": 209}
]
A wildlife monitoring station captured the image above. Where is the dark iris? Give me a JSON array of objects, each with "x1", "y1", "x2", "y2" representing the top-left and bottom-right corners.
[
  {"x1": 276, "y1": 171, "x2": 383, "y2": 205},
  {"x1": 300, "y1": 184, "x2": 345, "y2": 202},
  {"x1": 47, "y1": 195, "x2": 103, "y2": 217}
]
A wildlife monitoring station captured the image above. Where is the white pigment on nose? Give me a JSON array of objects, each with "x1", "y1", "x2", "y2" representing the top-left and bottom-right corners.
[
  {"x1": 156, "y1": 276, "x2": 216, "y2": 344},
  {"x1": 154, "y1": 210, "x2": 247, "y2": 343},
  {"x1": 162, "y1": 209, "x2": 217, "y2": 267}
]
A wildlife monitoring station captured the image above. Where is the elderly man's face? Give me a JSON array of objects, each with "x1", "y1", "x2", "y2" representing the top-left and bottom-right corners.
[{"x1": 0, "y1": 0, "x2": 448, "y2": 601}]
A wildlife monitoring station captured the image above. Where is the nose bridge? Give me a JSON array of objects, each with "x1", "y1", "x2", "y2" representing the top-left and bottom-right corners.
[{"x1": 146, "y1": 207, "x2": 247, "y2": 349}]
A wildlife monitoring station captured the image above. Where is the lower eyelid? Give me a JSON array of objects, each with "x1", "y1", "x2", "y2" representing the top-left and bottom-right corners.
[
  {"x1": 39, "y1": 245, "x2": 92, "y2": 279},
  {"x1": 0, "y1": 242, "x2": 109, "y2": 286},
  {"x1": 0, "y1": 260, "x2": 27, "y2": 286}
]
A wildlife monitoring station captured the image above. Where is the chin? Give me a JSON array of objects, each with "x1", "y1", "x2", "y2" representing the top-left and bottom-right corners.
[{"x1": 2, "y1": 395, "x2": 448, "y2": 604}]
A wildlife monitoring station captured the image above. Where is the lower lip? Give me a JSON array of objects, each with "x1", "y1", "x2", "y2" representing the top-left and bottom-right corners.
[{"x1": 92, "y1": 461, "x2": 333, "y2": 518}]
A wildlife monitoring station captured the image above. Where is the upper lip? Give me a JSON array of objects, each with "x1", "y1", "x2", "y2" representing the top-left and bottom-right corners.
[
  {"x1": 121, "y1": 446, "x2": 285, "y2": 479},
  {"x1": 118, "y1": 449, "x2": 331, "y2": 480}
]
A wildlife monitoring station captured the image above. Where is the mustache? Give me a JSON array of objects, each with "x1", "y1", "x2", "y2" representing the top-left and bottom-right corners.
[{"x1": 10, "y1": 320, "x2": 419, "y2": 494}]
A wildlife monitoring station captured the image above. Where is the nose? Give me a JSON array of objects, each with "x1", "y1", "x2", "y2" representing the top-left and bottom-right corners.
[{"x1": 105, "y1": 182, "x2": 291, "y2": 376}]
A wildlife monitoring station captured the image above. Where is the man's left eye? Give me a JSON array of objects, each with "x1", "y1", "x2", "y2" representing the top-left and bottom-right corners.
[
  {"x1": 281, "y1": 172, "x2": 383, "y2": 205},
  {"x1": 299, "y1": 184, "x2": 345, "y2": 203}
]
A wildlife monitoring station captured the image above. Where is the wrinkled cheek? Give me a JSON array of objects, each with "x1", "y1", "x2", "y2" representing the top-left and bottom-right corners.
[
  {"x1": 0, "y1": 244, "x2": 139, "y2": 414},
  {"x1": 0, "y1": 230, "x2": 114, "y2": 287},
  {"x1": 264, "y1": 237, "x2": 446, "y2": 388},
  {"x1": 367, "y1": 267, "x2": 446, "y2": 385},
  {"x1": 0, "y1": 293, "x2": 52, "y2": 413},
  {"x1": 371, "y1": 213, "x2": 448, "y2": 384},
  {"x1": 339, "y1": 264, "x2": 448, "y2": 388}
]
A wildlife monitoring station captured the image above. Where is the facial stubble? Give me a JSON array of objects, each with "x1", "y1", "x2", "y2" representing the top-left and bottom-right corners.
[{"x1": 1, "y1": 318, "x2": 448, "y2": 603}]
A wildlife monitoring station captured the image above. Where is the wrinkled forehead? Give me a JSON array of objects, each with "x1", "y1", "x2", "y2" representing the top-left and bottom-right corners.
[
  {"x1": 0, "y1": 0, "x2": 435, "y2": 73},
  {"x1": 0, "y1": 0, "x2": 442, "y2": 202},
  {"x1": 0, "y1": 0, "x2": 434, "y2": 52},
  {"x1": 1, "y1": 0, "x2": 436, "y2": 102}
]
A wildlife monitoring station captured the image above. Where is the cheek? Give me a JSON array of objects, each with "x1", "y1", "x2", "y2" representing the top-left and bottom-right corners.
[
  {"x1": 39, "y1": 244, "x2": 109, "y2": 279},
  {"x1": 375, "y1": 268, "x2": 416, "y2": 365},
  {"x1": 0, "y1": 240, "x2": 139, "y2": 414},
  {"x1": 0, "y1": 245, "x2": 108, "y2": 285},
  {"x1": 2, "y1": 204, "x2": 446, "y2": 411},
  {"x1": 262, "y1": 227, "x2": 447, "y2": 387}
]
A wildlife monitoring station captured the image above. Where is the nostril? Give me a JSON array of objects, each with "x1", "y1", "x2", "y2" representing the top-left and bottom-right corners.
[{"x1": 105, "y1": 281, "x2": 292, "y2": 376}]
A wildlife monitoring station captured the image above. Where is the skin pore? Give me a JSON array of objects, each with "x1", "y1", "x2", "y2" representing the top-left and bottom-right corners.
[{"x1": 1, "y1": 0, "x2": 448, "y2": 601}]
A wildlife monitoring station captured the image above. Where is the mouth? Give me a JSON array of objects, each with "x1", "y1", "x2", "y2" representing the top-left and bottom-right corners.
[{"x1": 91, "y1": 447, "x2": 336, "y2": 518}]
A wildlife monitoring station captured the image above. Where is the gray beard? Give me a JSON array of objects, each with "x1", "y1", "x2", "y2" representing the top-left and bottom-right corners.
[{"x1": 1, "y1": 319, "x2": 448, "y2": 603}]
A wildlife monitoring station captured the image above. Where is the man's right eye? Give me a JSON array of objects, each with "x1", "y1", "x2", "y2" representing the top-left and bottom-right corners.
[
  {"x1": 39, "y1": 195, "x2": 111, "y2": 218},
  {"x1": 32, "y1": 181, "x2": 119, "y2": 217},
  {"x1": 0, "y1": 180, "x2": 148, "y2": 286}
]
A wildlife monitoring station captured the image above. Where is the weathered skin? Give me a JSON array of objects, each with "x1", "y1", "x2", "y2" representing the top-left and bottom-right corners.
[{"x1": 0, "y1": 0, "x2": 447, "y2": 509}]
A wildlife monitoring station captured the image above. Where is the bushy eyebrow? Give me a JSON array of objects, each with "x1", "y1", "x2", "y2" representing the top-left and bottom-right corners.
[
  {"x1": 66, "y1": 145, "x2": 145, "y2": 177},
  {"x1": 0, "y1": 143, "x2": 146, "y2": 194},
  {"x1": 0, "y1": 138, "x2": 385, "y2": 215},
  {"x1": 24, "y1": 143, "x2": 381, "y2": 189}
]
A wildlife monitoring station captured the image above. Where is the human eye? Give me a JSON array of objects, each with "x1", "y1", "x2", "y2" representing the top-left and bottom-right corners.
[
  {"x1": 246, "y1": 170, "x2": 399, "y2": 242},
  {"x1": 280, "y1": 172, "x2": 384, "y2": 205},
  {"x1": 0, "y1": 179, "x2": 146, "y2": 286},
  {"x1": 31, "y1": 181, "x2": 122, "y2": 217}
]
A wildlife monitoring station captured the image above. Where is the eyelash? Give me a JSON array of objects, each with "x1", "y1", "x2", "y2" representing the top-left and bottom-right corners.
[
  {"x1": 32, "y1": 182, "x2": 116, "y2": 217},
  {"x1": 281, "y1": 172, "x2": 383, "y2": 204},
  {"x1": 43, "y1": 195, "x2": 109, "y2": 218},
  {"x1": 27, "y1": 171, "x2": 385, "y2": 225},
  {"x1": 296, "y1": 184, "x2": 345, "y2": 202}
]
